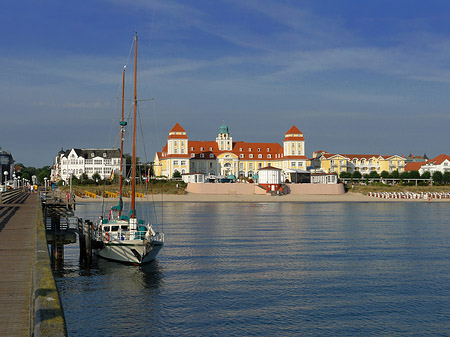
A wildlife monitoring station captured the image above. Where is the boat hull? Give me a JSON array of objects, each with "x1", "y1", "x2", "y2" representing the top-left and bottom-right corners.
[{"x1": 94, "y1": 240, "x2": 163, "y2": 265}]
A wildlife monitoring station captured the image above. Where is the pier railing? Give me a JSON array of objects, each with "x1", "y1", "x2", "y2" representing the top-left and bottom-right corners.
[{"x1": 0, "y1": 188, "x2": 26, "y2": 204}]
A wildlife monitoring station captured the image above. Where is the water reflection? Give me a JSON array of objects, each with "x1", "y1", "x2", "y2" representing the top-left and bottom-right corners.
[{"x1": 56, "y1": 201, "x2": 450, "y2": 336}]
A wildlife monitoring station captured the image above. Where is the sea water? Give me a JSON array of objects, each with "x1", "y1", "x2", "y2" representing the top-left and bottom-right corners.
[{"x1": 56, "y1": 201, "x2": 450, "y2": 336}]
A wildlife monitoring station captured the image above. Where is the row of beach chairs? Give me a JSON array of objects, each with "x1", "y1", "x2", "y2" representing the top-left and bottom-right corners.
[{"x1": 367, "y1": 192, "x2": 450, "y2": 200}]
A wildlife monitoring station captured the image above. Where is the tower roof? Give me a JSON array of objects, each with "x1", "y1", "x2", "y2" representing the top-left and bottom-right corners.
[
  {"x1": 284, "y1": 125, "x2": 304, "y2": 141},
  {"x1": 168, "y1": 123, "x2": 188, "y2": 139},
  {"x1": 285, "y1": 125, "x2": 302, "y2": 135},
  {"x1": 219, "y1": 123, "x2": 229, "y2": 134},
  {"x1": 169, "y1": 123, "x2": 186, "y2": 133}
]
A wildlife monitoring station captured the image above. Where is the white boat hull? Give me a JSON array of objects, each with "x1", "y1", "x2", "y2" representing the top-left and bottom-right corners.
[{"x1": 94, "y1": 240, "x2": 163, "y2": 265}]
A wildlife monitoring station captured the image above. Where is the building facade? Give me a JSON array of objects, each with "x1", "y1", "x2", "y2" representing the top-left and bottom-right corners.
[
  {"x1": 310, "y1": 151, "x2": 405, "y2": 175},
  {"x1": 51, "y1": 148, "x2": 122, "y2": 182},
  {"x1": 154, "y1": 123, "x2": 308, "y2": 178},
  {"x1": 405, "y1": 154, "x2": 450, "y2": 175},
  {"x1": 0, "y1": 147, "x2": 14, "y2": 185}
]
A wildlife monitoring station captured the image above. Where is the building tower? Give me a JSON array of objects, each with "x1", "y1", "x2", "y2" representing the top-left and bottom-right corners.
[
  {"x1": 216, "y1": 123, "x2": 233, "y2": 151},
  {"x1": 283, "y1": 125, "x2": 305, "y2": 157},
  {"x1": 167, "y1": 123, "x2": 188, "y2": 155}
]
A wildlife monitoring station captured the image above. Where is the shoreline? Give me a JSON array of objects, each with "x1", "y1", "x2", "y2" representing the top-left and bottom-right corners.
[{"x1": 74, "y1": 192, "x2": 450, "y2": 203}]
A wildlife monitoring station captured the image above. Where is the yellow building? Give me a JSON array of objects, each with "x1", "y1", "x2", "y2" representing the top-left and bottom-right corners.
[
  {"x1": 311, "y1": 151, "x2": 405, "y2": 175},
  {"x1": 154, "y1": 123, "x2": 308, "y2": 178}
]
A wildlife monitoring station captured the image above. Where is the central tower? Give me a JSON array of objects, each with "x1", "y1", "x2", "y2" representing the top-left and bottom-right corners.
[{"x1": 216, "y1": 123, "x2": 233, "y2": 151}]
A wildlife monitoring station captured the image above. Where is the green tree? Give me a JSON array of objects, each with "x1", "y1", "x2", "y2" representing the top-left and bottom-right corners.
[
  {"x1": 351, "y1": 171, "x2": 362, "y2": 180},
  {"x1": 92, "y1": 172, "x2": 102, "y2": 184},
  {"x1": 442, "y1": 172, "x2": 450, "y2": 184},
  {"x1": 391, "y1": 170, "x2": 400, "y2": 179},
  {"x1": 368, "y1": 171, "x2": 379, "y2": 179},
  {"x1": 421, "y1": 171, "x2": 431, "y2": 179},
  {"x1": 432, "y1": 171, "x2": 443, "y2": 184},
  {"x1": 380, "y1": 171, "x2": 390, "y2": 179},
  {"x1": 36, "y1": 166, "x2": 51, "y2": 184},
  {"x1": 399, "y1": 171, "x2": 409, "y2": 179},
  {"x1": 172, "y1": 170, "x2": 182, "y2": 179},
  {"x1": 409, "y1": 170, "x2": 420, "y2": 179},
  {"x1": 339, "y1": 172, "x2": 351, "y2": 179}
]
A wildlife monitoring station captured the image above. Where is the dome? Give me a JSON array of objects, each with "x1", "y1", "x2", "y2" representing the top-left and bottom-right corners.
[{"x1": 219, "y1": 123, "x2": 229, "y2": 134}]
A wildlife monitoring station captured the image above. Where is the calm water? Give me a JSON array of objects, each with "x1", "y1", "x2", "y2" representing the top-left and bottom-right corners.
[{"x1": 56, "y1": 201, "x2": 450, "y2": 336}]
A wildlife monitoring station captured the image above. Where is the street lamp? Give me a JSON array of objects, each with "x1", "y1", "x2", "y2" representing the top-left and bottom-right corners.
[{"x1": 3, "y1": 171, "x2": 8, "y2": 189}]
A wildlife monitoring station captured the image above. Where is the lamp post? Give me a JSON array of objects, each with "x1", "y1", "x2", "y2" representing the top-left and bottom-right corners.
[
  {"x1": 44, "y1": 177, "x2": 48, "y2": 191},
  {"x1": 69, "y1": 171, "x2": 73, "y2": 195},
  {"x1": 3, "y1": 171, "x2": 8, "y2": 189}
]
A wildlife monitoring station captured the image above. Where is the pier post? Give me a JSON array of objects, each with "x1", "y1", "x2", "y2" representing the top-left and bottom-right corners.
[
  {"x1": 84, "y1": 220, "x2": 92, "y2": 265},
  {"x1": 50, "y1": 216, "x2": 64, "y2": 269},
  {"x1": 79, "y1": 220, "x2": 92, "y2": 266}
]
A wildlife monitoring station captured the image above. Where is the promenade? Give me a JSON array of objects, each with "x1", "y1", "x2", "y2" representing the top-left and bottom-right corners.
[{"x1": 0, "y1": 192, "x2": 37, "y2": 336}]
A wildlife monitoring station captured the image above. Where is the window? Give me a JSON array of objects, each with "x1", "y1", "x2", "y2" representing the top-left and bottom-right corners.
[
  {"x1": 239, "y1": 148, "x2": 243, "y2": 152},
  {"x1": 240, "y1": 154, "x2": 244, "y2": 158},
  {"x1": 258, "y1": 163, "x2": 262, "y2": 169},
  {"x1": 191, "y1": 153, "x2": 195, "y2": 158},
  {"x1": 249, "y1": 163, "x2": 253, "y2": 169},
  {"x1": 200, "y1": 154, "x2": 204, "y2": 158},
  {"x1": 249, "y1": 148, "x2": 252, "y2": 152},
  {"x1": 291, "y1": 162, "x2": 296, "y2": 168},
  {"x1": 209, "y1": 154, "x2": 214, "y2": 158},
  {"x1": 181, "y1": 161, "x2": 186, "y2": 166},
  {"x1": 249, "y1": 154, "x2": 253, "y2": 158},
  {"x1": 267, "y1": 148, "x2": 270, "y2": 152},
  {"x1": 105, "y1": 159, "x2": 112, "y2": 166},
  {"x1": 94, "y1": 159, "x2": 102, "y2": 165},
  {"x1": 174, "y1": 160, "x2": 178, "y2": 165},
  {"x1": 200, "y1": 147, "x2": 204, "y2": 151},
  {"x1": 258, "y1": 148, "x2": 261, "y2": 152},
  {"x1": 258, "y1": 154, "x2": 262, "y2": 159},
  {"x1": 209, "y1": 162, "x2": 213, "y2": 168},
  {"x1": 103, "y1": 153, "x2": 107, "y2": 158},
  {"x1": 91, "y1": 153, "x2": 94, "y2": 157},
  {"x1": 267, "y1": 154, "x2": 271, "y2": 159},
  {"x1": 191, "y1": 147, "x2": 194, "y2": 151},
  {"x1": 209, "y1": 147, "x2": 213, "y2": 151}
]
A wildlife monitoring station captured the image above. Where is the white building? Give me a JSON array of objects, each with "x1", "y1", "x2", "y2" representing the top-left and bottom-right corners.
[
  {"x1": 51, "y1": 148, "x2": 122, "y2": 182},
  {"x1": 417, "y1": 154, "x2": 450, "y2": 175}
]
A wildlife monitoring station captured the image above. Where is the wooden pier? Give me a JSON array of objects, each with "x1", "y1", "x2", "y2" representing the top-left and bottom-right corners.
[{"x1": 0, "y1": 190, "x2": 67, "y2": 336}]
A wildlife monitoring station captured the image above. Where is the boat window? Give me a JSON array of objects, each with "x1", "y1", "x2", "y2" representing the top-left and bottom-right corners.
[
  {"x1": 111, "y1": 226, "x2": 119, "y2": 231},
  {"x1": 104, "y1": 226, "x2": 110, "y2": 232},
  {"x1": 121, "y1": 226, "x2": 128, "y2": 230}
]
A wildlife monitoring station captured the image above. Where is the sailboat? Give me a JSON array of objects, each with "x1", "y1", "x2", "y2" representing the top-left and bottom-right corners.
[{"x1": 91, "y1": 33, "x2": 164, "y2": 265}]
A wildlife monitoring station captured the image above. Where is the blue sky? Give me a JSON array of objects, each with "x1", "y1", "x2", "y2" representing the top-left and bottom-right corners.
[{"x1": 2, "y1": 0, "x2": 450, "y2": 167}]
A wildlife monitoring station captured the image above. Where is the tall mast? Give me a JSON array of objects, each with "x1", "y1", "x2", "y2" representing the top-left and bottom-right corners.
[
  {"x1": 131, "y1": 33, "x2": 138, "y2": 217},
  {"x1": 118, "y1": 65, "x2": 126, "y2": 217}
]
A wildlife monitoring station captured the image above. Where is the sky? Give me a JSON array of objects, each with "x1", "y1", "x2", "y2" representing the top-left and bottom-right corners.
[{"x1": 2, "y1": 0, "x2": 450, "y2": 167}]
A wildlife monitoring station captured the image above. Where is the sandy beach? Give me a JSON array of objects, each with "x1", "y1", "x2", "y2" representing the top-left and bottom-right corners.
[{"x1": 75, "y1": 192, "x2": 450, "y2": 203}]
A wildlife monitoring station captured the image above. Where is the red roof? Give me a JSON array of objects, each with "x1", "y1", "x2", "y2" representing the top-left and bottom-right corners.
[
  {"x1": 425, "y1": 154, "x2": 450, "y2": 165},
  {"x1": 259, "y1": 166, "x2": 282, "y2": 170},
  {"x1": 404, "y1": 162, "x2": 424, "y2": 171},
  {"x1": 285, "y1": 125, "x2": 302, "y2": 135},
  {"x1": 169, "y1": 123, "x2": 186, "y2": 133}
]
